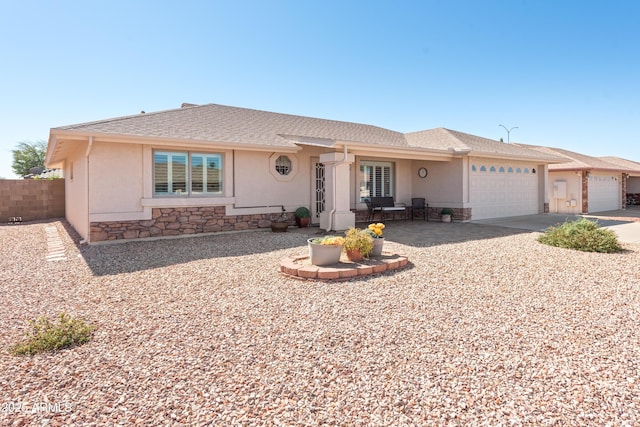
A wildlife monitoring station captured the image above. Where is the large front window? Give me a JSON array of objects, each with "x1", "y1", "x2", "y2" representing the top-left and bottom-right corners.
[
  {"x1": 154, "y1": 151, "x2": 223, "y2": 196},
  {"x1": 359, "y1": 161, "x2": 394, "y2": 201}
]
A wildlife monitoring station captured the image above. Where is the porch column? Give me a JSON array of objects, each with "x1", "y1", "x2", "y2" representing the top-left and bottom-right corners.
[{"x1": 319, "y1": 151, "x2": 355, "y2": 231}]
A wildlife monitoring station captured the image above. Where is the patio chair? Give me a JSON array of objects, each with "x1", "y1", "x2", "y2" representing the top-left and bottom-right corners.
[
  {"x1": 411, "y1": 197, "x2": 428, "y2": 221},
  {"x1": 364, "y1": 198, "x2": 376, "y2": 221}
]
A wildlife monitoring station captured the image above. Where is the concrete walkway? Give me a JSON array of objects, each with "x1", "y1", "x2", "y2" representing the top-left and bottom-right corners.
[
  {"x1": 473, "y1": 206, "x2": 640, "y2": 243},
  {"x1": 299, "y1": 206, "x2": 640, "y2": 246}
]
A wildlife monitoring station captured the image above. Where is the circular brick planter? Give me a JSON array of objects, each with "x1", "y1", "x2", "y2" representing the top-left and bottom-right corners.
[{"x1": 280, "y1": 252, "x2": 410, "y2": 281}]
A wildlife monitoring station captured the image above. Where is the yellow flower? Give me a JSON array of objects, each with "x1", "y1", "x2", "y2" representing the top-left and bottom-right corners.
[{"x1": 367, "y1": 223, "x2": 385, "y2": 237}]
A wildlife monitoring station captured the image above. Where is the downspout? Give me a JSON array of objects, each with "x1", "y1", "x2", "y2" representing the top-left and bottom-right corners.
[
  {"x1": 326, "y1": 144, "x2": 349, "y2": 232},
  {"x1": 81, "y1": 136, "x2": 94, "y2": 244}
]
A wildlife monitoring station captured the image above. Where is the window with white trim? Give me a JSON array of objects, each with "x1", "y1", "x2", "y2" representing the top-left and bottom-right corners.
[
  {"x1": 359, "y1": 161, "x2": 394, "y2": 201},
  {"x1": 154, "y1": 151, "x2": 223, "y2": 196}
]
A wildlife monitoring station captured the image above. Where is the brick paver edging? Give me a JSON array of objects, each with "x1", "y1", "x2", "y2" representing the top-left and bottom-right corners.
[{"x1": 280, "y1": 253, "x2": 410, "y2": 281}]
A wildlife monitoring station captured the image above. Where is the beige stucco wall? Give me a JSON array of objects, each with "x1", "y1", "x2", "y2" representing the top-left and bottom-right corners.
[
  {"x1": 412, "y1": 158, "x2": 463, "y2": 208},
  {"x1": 84, "y1": 142, "x2": 324, "y2": 223},
  {"x1": 548, "y1": 171, "x2": 582, "y2": 214},
  {"x1": 233, "y1": 150, "x2": 318, "y2": 210},
  {"x1": 89, "y1": 142, "x2": 145, "y2": 216},
  {"x1": 65, "y1": 146, "x2": 89, "y2": 240}
]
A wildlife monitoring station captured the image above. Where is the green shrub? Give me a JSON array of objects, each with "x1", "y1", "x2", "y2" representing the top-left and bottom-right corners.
[
  {"x1": 537, "y1": 218, "x2": 622, "y2": 253},
  {"x1": 295, "y1": 207, "x2": 310, "y2": 218},
  {"x1": 11, "y1": 313, "x2": 94, "y2": 355}
]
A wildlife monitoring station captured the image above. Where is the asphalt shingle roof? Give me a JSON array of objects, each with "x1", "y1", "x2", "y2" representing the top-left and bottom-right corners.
[
  {"x1": 51, "y1": 103, "x2": 561, "y2": 162},
  {"x1": 406, "y1": 128, "x2": 564, "y2": 161},
  {"x1": 55, "y1": 103, "x2": 407, "y2": 148},
  {"x1": 515, "y1": 144, "x2": 628, "y2": 171},
  {"x1": 598, "y1": 156, "x2": 640, "y2": 173}
]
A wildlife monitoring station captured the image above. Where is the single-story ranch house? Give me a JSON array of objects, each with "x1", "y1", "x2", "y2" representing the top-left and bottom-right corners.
[
  {"x1": 515, "y1": 145, "x2": 640, "y2": 214},
  {"x1": 45, "y1": 103, "x2": 564, "y2": 243}
]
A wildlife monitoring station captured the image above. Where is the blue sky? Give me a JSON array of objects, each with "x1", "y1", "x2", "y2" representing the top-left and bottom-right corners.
[{"x1": 1, "y1": 0, "x2": 639, "y2": 178}]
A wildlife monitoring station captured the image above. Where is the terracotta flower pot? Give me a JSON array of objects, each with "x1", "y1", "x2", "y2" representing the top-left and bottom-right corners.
[
  {"x1": 346, "y1": 248, "x2": 364, "y2": 262},
  {"x1": 295, "y1": 217, "x2": 311, "y2": 228}
]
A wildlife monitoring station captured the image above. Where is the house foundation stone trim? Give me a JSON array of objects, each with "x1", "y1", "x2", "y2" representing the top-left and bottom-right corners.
[
  {"x1": 90, "y1": 207, "x2": 282, "y2": 242},
  {"x1": 354, "y1": 207, "x2": 472, "y2": 223},
  {"x1": 581, "y1": 171, "x2": 589, "y2": 213},
  {"x1": 621, "y1": 174, "x2": 628, "y2": 209}
]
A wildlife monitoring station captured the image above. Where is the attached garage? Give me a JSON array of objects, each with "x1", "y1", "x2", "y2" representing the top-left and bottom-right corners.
[
  {"x1": 588, "y1": 173, "x2": 620, "y2": 213},
  {"x1": 470, "y1": 162, "x2": 540, "y2": 220}
]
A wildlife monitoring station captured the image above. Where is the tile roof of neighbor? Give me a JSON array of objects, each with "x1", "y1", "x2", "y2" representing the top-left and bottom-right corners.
[
  {"x1": 52, "y1": 103, "x2": 559, "y2": 161},
  {"x1": 598, "y1": 156, "x2": 640, "y2": 173},
  {"x1": 515, "y1": 144, "x2": 628, "y2": 171}
]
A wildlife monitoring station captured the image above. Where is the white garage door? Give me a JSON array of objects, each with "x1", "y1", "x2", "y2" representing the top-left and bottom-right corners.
[
  {"x1": 470, "y1": 163, "x2": 539, "y2": 220},
  {"x1": 588, "y1": 173, "x2": 620, "y2": 213}
]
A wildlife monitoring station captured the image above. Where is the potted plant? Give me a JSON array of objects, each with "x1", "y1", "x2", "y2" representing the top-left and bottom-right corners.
[
  {"x1": 343, "y1": 227, "x2": 374, "y2": 261},
  {"x1": 366, "y1": 222, "x2": 385, "y2": 256},
  {"x1": 294, "y1": 207, "x2": 311, "y2": 228},
  {"x1": 308, "y1": 236, "x2": 345, "y2": 266},
  {"x1": 440, "y1": 208, "x2": 453, "y2": 223},
  {"x1": 270, "y1": 207, "x2": 289, "y2": 232}
]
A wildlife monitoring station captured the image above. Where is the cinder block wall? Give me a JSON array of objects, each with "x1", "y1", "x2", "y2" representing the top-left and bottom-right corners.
[{"x1": 0, "y1": 179, "x2": 65, "y2": 222}]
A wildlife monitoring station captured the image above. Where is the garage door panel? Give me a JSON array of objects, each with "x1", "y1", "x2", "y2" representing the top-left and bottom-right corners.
[
  {"x1": 588, "y1": 174, "x2": 619, "y2": 213},
  {"x1": 471, "y1": 162, "x2": 539, "y2": 220}
]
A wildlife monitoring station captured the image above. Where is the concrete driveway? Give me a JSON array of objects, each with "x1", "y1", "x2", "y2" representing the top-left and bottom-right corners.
[{"x1": 473, "y1": 206, "x2": 640, "y2": 243}]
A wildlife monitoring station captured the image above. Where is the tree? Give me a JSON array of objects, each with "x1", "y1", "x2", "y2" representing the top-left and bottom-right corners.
[{"x1": 11, "y1": 140, "x2": 47, "y2": 177}]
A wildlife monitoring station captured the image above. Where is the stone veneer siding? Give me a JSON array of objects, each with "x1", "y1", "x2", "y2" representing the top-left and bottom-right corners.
[
  {"x1": 581, "y1": 171, "x2": 589, "y2": 213},
  {"x1": 90, "y1": 207, "x2": 286, "y2": 242},
  {"x1": 354, "y1": 207, "x2": 472, "y2": 222},
  {"x1": 621, "y1": 174, "x2": 628, "y2": 209}
]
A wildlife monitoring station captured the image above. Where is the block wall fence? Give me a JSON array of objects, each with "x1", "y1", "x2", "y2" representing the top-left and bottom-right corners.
[{"x1": 0, "y1": 179, "x2": 65, "y2": 222}]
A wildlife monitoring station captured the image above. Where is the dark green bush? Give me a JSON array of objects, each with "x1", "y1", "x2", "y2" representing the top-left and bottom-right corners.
[
  {"x1": 537, "y1": 218, "x2": 622, "y2": 253},
  {"x1": 11, "y1": 312, "x2": 94, "y2": 355}
]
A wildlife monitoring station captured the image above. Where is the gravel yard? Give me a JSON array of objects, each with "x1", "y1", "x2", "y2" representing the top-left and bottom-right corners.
[{"x1": 1, "y1": 219, "x2": 640, "y2": 426}]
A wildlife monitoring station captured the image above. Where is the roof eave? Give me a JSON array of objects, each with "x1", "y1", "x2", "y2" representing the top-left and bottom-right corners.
[
  {"x1": 469, "y1": 152, "x2": 564, "y2": 163},
  {"x1": 48, "y1": 129, "x2": 301, "y2": 153}
]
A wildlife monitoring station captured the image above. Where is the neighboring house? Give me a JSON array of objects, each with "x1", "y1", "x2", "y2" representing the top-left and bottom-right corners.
[
  {"x1": 598, "y1": 156, "x2": 640, "y2": 205},
  {"x1": 24, "y1": 168, "x2": 62, "y2": 179},
  {"x1": 45, "y1": 103, "x2": 561, "y2": 243},
  {"x1": 515, "y1": 145, "x2": 638, "y2": 214}
]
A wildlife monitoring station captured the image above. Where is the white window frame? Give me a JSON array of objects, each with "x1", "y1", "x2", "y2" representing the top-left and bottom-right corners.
[
  {"x1": 153, "y1": 150, "x2": 223, "y2": 197},
  {"x1": 359, "y1": 161, "x2": 394, "y2": 201}
]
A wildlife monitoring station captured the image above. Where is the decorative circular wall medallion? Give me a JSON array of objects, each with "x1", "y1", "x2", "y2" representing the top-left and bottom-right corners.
[{"x1": 418, "y1": 167, "x2": 428, "y2": 178}]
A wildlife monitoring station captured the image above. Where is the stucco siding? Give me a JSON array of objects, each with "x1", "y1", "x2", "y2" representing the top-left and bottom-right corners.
[
  {"x1": 548, "y1": 171, "x2": 582, "y2": 214},
  {"x1": 89, "y1": 142, "x2": 144, "y2": 215},
  {"x1": 233, "y1": 150, "x2": 315, "y2": 210},
  {"x1": 412, "y1": 159, "x2": 462, "y2": 207},
  {"x1": 65, "y1": 148, "x2": 89, "y2": 241}
]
